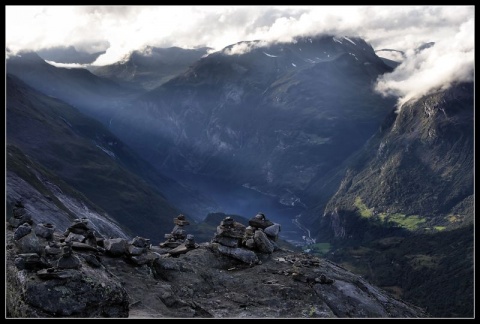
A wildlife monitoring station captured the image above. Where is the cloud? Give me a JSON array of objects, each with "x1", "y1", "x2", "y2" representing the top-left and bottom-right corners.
[
  {"x1": 374, "y1": 16, "x2": 474, "y2": 110},
  {"x1": 5, "y1": 5, "x2": 474, "y2": 104},
  {"x1": 45, "y1": 60, "x2": 89, "y2": 69},
  {"x1": 223, "y1": 41, "x2": 270, "y2": 55},
  {"x1": 375, "y1": 50, "x2": 405, "y2": 62}
]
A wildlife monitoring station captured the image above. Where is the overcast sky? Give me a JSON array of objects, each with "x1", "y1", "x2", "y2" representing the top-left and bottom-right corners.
[{"x1": 5, "y1": 5, "x2": 474, "y2": 107}]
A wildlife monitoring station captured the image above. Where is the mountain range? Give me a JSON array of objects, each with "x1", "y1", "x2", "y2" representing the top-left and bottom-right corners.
[
  {"x1": 6, "y1": 74, "x2": 216, "y2": 243},
  {"x1": 5, "y1": 34, "x2": 474, "y2": 318},
  {"x1": 91, "y1": 46, "x2": 211, "y2": 90}
]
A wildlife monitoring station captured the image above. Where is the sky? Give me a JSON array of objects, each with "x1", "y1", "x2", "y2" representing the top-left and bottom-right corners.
[{"x1": 5, "y1": 5, "x2": 475, "y2": 108}]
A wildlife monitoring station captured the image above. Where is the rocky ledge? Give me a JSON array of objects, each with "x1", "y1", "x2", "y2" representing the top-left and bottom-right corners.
[{"x1": 6, "y1": 202, "x2": 428, "y2": 318}]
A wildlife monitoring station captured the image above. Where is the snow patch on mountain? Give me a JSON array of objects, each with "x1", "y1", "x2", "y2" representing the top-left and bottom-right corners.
[
  {"x1": 333, "y1": 37, "x2": 343, "y2": 44},
  {"x1": 95, "y1": 144, "x2": 116, "y2": 158},
  {"x1": 263, "y1": 52, "x2": 278, "y2": 58},
  {"x1": 343, "y1": 37, "x2": 356, "y2": 45}
]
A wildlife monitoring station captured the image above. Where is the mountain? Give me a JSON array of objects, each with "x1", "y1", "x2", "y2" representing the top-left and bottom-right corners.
[
  {"x1": 6, "y1": 74, "x2": 217, "y2": 243},
  {"x1": 377, "y1": 57, "x2": 400, "y2": 69},
  {"x1": 91, "y1": 46, "x2": 211, "y2": 90},
  {"x1": 315, "y1": 81, "x2": 474, "y2": 240},
  {"x1": 105, "y1": 35, "x2": 397, "y2": 207},
  {"x1": 5, "y1": 35, "x2": 473, "y2": 318},
  {"x1": 36, "y1": 45, "x2": 106, "y2": 64},
  {"x1": 6, "y1": 51, "x2": 139, "y2": 124},
  {"x1": 301, "y1": 82, "x2": 474, "y2": 317},
  {"x1": 7, "y1": 144, "x2": 132, "y2": 240},
  {"x1": 6, "y1": 71, "x2": 429, "y2": 317}
]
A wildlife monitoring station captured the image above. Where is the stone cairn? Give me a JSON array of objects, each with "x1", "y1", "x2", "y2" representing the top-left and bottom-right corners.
[
  {"x1": 8, "y1": 199, "x2": 32, "y2": 229},
  {"x1": 64, "y1": 217, "x2": 100, "y2": 251},
  {"x1": 211, "y1": 212, "x2": 281, "y2": 265},
  {"x1": 8, "y1": 197, "x2": 281, "y2": 275},
  {"x1": 7, "y1": 197, "x2": 155, "y2": 277},
  {"x1": 159, "y1": 214, "x2": 198, "y2": 256}
]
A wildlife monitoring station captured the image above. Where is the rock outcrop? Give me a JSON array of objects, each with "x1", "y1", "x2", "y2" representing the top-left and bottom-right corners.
[
  {"x1": 6, "y1": 205, "x2": 130, "y2": 318},
  {"x1": 6, "y1": 203, "x2": 429, "y2": 318}
]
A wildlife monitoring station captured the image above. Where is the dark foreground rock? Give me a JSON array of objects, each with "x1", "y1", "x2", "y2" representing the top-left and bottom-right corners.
[
  {"x1": 122, "y1": 245, "x2": 428, "y2": 318},
  {"x1": 6, "y1": 229, "x2": 129, "y2": 318},
  {"x1": 6, "y1": 214, "x2": 429, "y2": 318}
]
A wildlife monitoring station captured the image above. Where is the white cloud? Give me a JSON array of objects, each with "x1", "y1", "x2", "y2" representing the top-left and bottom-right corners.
[
  {"x1": 223, "y1": 41, "x2": 270, "y2": 55},
  {"x1": 376, "y1": 50, "x2": 405, "y2": 62},
  {"x1": 45, "y1": 60, "x2": 88, "y2": 69},
  {"x1": 6, "y1": 5, "x2": 475, "y2": 104},
  {"x1": 375, "y1": 17, "x2": 474, "y2": 110}
]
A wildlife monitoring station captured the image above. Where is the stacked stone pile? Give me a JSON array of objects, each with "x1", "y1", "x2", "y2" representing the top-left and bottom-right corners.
[
  {"x1": 6, "y1": 200, "x2": 129, "y2": 317},
  {"x1": 210, "y1": 213, "x2": 281, "y2": 265},
  {"x1": 158, "y1": 214, "x2": 199, "y2": 256}
]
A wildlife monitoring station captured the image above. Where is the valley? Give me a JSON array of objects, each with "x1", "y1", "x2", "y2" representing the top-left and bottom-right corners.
[{"x1": 166, "y1": 170, "x2": 309, "y2": 246}]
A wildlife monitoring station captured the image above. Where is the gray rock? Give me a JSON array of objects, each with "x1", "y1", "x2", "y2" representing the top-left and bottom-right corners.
[
  {"x1": 244, "y1": 238, "x2": 255, "y2": 249},
  {"x1": 264, "y1": 223, "x2": 281, "y2": 240},
  {"x1": 36, "y1": 268, "x2": 78, "y2": 280},
  {"x1": 253, "y1": 230, "x2": 275, "y2": 254},
  {"x1": 126, "y1": 244, "x2": 145, "y2": 256},
  {"x1": 185, "y1": 234, "x2": 196, "y2": 248},
  {"x1": 129, "y1": 253, "x2": 153, "y2": 266},
  {"x1": 35, "y1": 223, "x2": 55, "y2": 240},
  {"x1": 65, "y1": 232, "x2": 86, "y2": 243},
  {"x1": 65, "y1": 220, "x2": 91, "y2": 235},
  {"x1": 104, "y1": 238, "x2": 127, "y2": 256},
  {"x1": 57, "y1": 253, "x2": 82, "y2": 270},
  {"x1": 8, "y1": 202, "x2": 33, "y2": 228},
  {"x1": 130, "y1": 236, "x2": 150, "y2": 248},
  {"x1": 215, "y1": 221, "x2": 246, "y2": 239},
  {"x1": 84, "y1": 254, "x2": 102, "y2": 268},
  {"x1": 213, "y1": 243, "x2": 259, "y2": 264},
  {"x1": 14, "y1": 223, "x2": 32, "y2": 240},
  {"x1": 8, "y1": 264, "x2": 129, "y2": 317},
  {"x1": 71, "y1": 242, "x2": 98, "y2": 252},
  {"x1": 248, "y1": 214, "x2": 274, "y2": 229},
  {"x1": 212, "y1": 235, "x2": 241, "y2": 248},
  {"x1": 5, "y1": 219, "x2": 429, "y2": 319},
  {"x1": 45, "y1": 242, "x2": 62, "y2": 256},
  {"x1": 15, "y1": 231, "x2": 43, "y2": 255},
  {"x1": 159, "y1": 241, "x2": 182, "y2": 248},
  {"x1": 14, "y1": 253, "x2": 45, "y2": 270},
  {"x1": 167, "y1": 243, "x2": 190, "y2": 256}
]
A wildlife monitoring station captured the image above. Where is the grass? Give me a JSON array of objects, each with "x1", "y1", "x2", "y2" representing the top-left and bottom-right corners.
[
  {"x1": 354, "y1": 197, "x2": 427, "y2": 231},
  {"x1": 387, "y1": 214, "x2": 426, "y2": 231},
  {"x1": 303, "y1": 242, "x2": 331, "y2": 256},
  {"x1": 354, "y1": 196, "x2": 373, "y2": 218},
  {"x1": 447, "y1": 214, "x2": 462, "y2": 223}
]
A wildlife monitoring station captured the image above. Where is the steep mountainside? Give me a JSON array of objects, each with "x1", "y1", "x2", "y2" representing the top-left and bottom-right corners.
[
  {"x1": 91, "y1": 46, "x2": 210, "y2": 90},
  {"x1": 301, "y1": 82, "x2": 474, "y2": 317},
  {"x1": 105, "y1": 35, "x2": 396, "y2": 205},
  {"x1": 312, "y1": 82, "x2": 474, "y2": 241},
  {"x1": 7, "y1": 144, "x2": 132, "y2": 240},
  {"x1": 6, "y1": 51, "x2": 139, "y2": 124},
  {"x1": 6, "y1": 74, "x2": 217, "y2": 243}
]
